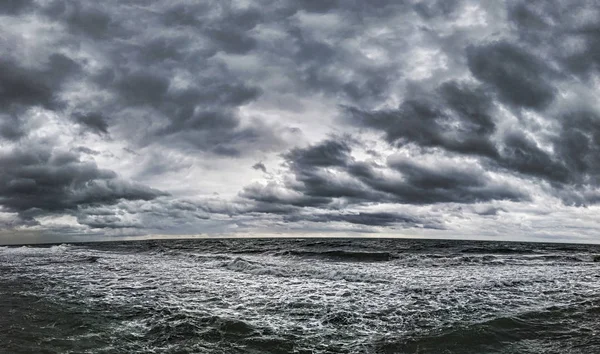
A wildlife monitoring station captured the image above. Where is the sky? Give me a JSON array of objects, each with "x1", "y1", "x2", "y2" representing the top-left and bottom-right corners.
[{"x1": 2, "y1": 0, "x2": 600, "y2": 244}]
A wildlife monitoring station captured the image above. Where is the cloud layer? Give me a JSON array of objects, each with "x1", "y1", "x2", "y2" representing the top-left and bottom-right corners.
[{"x1": 2, "y1": 0, "x2": 600, "y2": 242}]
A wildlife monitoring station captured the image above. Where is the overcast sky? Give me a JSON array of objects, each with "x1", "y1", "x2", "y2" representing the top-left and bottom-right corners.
[{"x1": 2, "y1": 0, "x2": 600, "y2": 244}]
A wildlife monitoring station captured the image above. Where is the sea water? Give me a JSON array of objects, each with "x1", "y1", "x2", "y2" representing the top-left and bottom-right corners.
[{"x1": 1, "y1": 238, "x2": 600, "y2": 353}]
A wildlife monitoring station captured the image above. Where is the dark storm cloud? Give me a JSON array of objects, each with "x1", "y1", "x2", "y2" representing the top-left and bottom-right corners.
[
  {"x1": 41, "y1": 1, "x2": 124, "y2": 39},
  {"x1": 285, "y1": 139, "x2": 353, "y2": 169},
  {"x1": 0, "y1": 54, "x2": 80, "y2": 142},
  {"x1": 76, "y1": 215, "x2": 141, "y2": 230},
  {"x1": 0, "y1": 145, "x2": 167, "y2": 222},
  {"x1": 507, "y1": 1, "x2": 600, "y2": 79},
  {"x1": 466, "y1": 41, "x2": 557, "y2": 110},
  {"x1": 280, "y1": 27, "x2": 394, "y2": 107},
  {"x1": 284, "y1": 211, "x2": 442, "y2": 229},
  {"x1": 497, "y1": 131, "x2": 570, "y2": 183},
  {"x1": 73, "y1": 112, "x2": 109, "y2": 135},
  {"x1": 73, "y1": 146, "x2": 100, "y2": 156},
  {"x1": 73, "y1": 198, "x2": 212, "y2": 230},
  {"x1": 414, "y1": 0, "x2": 461, "y2": 19},
  {"x1": 345, "y1": 77, "x2": 582, "y2": 189},
  {"x1": 241, "y1": 138, "x2": 527, "y2": 213},
  {"x1": 241, "y1": 139, "x2": 382, "y2": 212},
  {"x1": 240, "y1": 182, "x2": 331, "y2": 208},
  {"x1": 207, "y1": 28, "x2": 257, "y2": 54},
  {"x1": 252, "y1": 162, "x2": 267, "y2": 173},
  {"x1": 0, "y1": 0, "x2": 34, "y2": 15},
  {"x1": 554, "y1": 110, "x2": 600, "y2": 185},
  {"x1": 0, "y1": 115, "x2": 25, "y2": 141},
  {"x1": 4, "y1": 0, "x2": 600, "y2": 239},
  {"x1": 101, "y1": 61, "x2": 281, "y2": 156},
  {"x1": 0, "y1": 0, "x2": 450, "y2": 159},
  {"x1": 498, "y1": 1, "x2": 600, "y2": 196},
  {"x1": 475, "y1": 206, "x2": 507, "y2": 216},
  {"x1": 0, "y1": 54, "x2": 79, "y2": 114},
  {"x1": 0, "y1": 0, "x2": 296, "y2": 157},
  {"x1": 275, "y1": 139, "x2": 391, "y2": 204},
  {"x1": 350, "y1": 157, "x2": 526, "y2": 205},
  {"x1": 346, "y1": 80, "x2": 499, "y2": 158}
]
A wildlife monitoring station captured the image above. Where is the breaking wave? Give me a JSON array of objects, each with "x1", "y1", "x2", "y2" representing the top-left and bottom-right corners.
[
  {"x1": 278, "y1": 250, "x2": 398, "y2": 262},
  {"x1": 1, "y1": 238, "x2": 600, "y2": 353},
  {"x1": 377, "y1": 300, "x2": 600, "y2": 354}
]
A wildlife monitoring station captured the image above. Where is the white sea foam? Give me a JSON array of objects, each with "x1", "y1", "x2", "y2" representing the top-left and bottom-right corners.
[
  {"x1": 0, "y1": 244, "x2": 72, "y2": 255},
  {"x1": 2, "y1": 240, "x2": 600, "y2": 353}
]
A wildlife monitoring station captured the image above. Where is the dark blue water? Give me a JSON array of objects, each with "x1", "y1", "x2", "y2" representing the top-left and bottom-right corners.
[{"x1": 1, "y1": 238, "x2": 600, "y2": 353}]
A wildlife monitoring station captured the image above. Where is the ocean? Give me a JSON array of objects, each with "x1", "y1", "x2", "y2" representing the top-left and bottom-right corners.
[{"x1": 1, "y1": 238, "x2": 599, "y2": 353}]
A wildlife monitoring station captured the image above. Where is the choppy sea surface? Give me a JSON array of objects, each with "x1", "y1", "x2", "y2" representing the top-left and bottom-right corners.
[{"x1": 1, "y1": 238, "x2": 600, "y2": 353}]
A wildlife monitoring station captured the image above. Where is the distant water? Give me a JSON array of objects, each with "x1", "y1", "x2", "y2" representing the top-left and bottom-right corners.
[{"x1": 1, "y1": 238, "x2": 600, "y2": 354}]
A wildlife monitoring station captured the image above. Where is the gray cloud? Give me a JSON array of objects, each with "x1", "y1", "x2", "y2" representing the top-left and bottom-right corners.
[
  {"x1": 240, "y1": 138, "x2": 528, "y2": 224},
  {"x1": 73, "y1": 112, "x2": 109, "y2": 135},
  {"x1": 507, "y1": 1, "x2": 600, "y2": 79},
  {"x1": 347, "y1": 80, "x2": 499, "y2": 158},
  {"x1": 344, "y1": 77, "x2": 591, "y2": 194},
  {"x1": 2, "y1": 0, "x2": 600, "y2": 241},
  {"x1": 252, "y1": 162, "x2": 267, "y2": 173},
  {"x1": 466, "y1": 41, "x2": 557, "y2": 110},
  {"x1": 0, "y1": 0, "x2": 34, "y2": 15},
  {"x1": 0, "y1": 54, "x2": 79, "y2": 114},
  {"x1": 555, "y1": 110, "x2": 600, "y2": 185},
  {"x1": 496, "y1": 131, "x2": 569, "y2": 183},
  {"x1": 284, "y1": 211, "x2": 443, "y2": 229},
  {"x1": 0, "y1": 1, "x2": 298, "y2": 158},
  {"x1": 73, "y1": 147, "x2": 101, "y2": 156},
  {"x1": 384, "y1": 156, "x2": 527, "y2": 204},
  {"x1": 286, "y1": 139, "x2": 353, "y2": 169},
  {"x1": 0, "y1": 144, "x2": 167, "y2": 225}
]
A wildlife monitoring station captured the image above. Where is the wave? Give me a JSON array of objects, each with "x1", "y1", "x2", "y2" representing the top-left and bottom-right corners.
[
  {"x1": 0, "y1": 244, "x2": 72, "y2": 256},
  {"x1": 277, "y1": 250, "x2": 398, "y2": 262},
  {"x1": 141, "y1": 310, "x2": 299, "y2": 353},
  {"x1": 460, "y1": 247, "x2": 535, "y2": 255},
  {"x1": 221, "y1": 257, "x2": 288, "y2": 277},
  {"x1": 219, "y1": 257, "x2": 390, "y2": 283},
  {"x1": 143, "y1": 311, "x2": 262, "y2": 349},
  {"x1": 451, "y1": 254, "x2": 592, "y2": 265},
  {"x1": 268, "y1": 250, "x2": 595, "y2": 268},
  {"x1": 532, "y1": 255, "x2": 588, "y2": 263},
  {"x1": 375, "y1": 301, "x2": 600, "y2": 354}
]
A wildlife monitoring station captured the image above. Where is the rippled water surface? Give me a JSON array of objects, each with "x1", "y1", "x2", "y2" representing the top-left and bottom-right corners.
[{"x1": 1, "y1": 238, "x2": 600, "y2": 353}]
